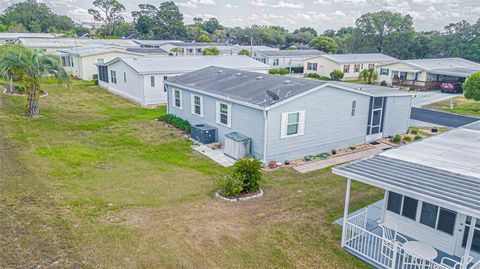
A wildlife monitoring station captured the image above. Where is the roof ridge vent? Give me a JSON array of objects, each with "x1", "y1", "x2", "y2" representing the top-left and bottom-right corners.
[
  {"x1": 256, "y1": 76, "x2": 264, "y2": 80},
  {"x1": 217, "y1": 69, "x2": 224, "y2": 73},
  {"x1": 283, "y1": 80, "x2": 292, "y2": 84}
]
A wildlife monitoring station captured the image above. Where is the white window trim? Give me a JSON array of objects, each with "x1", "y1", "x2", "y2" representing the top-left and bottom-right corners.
[
  {"x1": 216, "y1": 101, "x2": 232, "y2": 128},
  {"x1": 150, "y1": 76, "x2": 155, "y2": 87},
  {"x1": 172, "y1": 88, "x2": 183, "y2": 109},
  {"x1": 280, "y1": 110, "x2": 305, "y2": 139},
  {"x1": 351, "y1": 100, "x2": 357, "y2": 116},
  {"x1": 190, "y1": 94, "x2": 204, "y2": 117}
]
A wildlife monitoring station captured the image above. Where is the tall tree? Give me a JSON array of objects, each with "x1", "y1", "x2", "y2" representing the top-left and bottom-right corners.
[
  {"x1": 463, "y1": 72, "x2": 480, "y2": 101},
  {"x1": 354, "y1": 11, "x2": 414, "y2": 53},
  {"x1": 88, "y1": 0, "x2": 126, "y2": 36},
  {"x1": 203, "y1": 18, "x2": 222, "y2": 34},
  {"x1": 132, "y1": 1, "x2": 187, "y2": 40},
  {"x1": 0, "y1": 46, "x2": 69, "y2": 117},
  {"x1": 2, "y1": 1, "x2": 76, "y2": 33},
  {"x1": 308, "y1": 36, "x2": 339, "y2": 53}
]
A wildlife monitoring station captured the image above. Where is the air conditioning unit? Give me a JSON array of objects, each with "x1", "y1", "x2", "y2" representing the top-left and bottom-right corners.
[
  {"x1": 190, "y1": 124, "x2": 217, "y2": 144},
  {"x1": 224, "y1": 132, "x2": 251, "y2": 159}
]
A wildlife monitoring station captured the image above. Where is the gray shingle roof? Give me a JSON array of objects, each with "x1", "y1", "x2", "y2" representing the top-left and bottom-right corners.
[
  {"x1": 166, "y1": 66, "x2": 411, "y2": 108},
  {"x1": 315, "y1": 53, "x2": 398, "y2": 64},
  {"x1": 255, "y1": 49, "x2": 324, "y2": 57},
  {"x1": 17, "y1": 37, "x2": 139, "y2": 48},
  {"x1": 383, "y1": 58, "x2": 480, "y2": 77},
  {"x1": 125, "y1": 47, "x2": 168, "y2": 54}
]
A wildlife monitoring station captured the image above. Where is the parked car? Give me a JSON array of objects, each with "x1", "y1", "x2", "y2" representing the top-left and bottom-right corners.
[{"x1": 440, "y1": 82, "x2": 463, "y2": 93}]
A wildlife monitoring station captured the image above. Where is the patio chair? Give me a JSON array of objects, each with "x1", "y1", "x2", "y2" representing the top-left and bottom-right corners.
[
  {"x1": 437, "y1": 256, "x2": 474, "y2": 269},
  {"x1": 379, "y1": 223, "x2": 407, "y2": 266}
]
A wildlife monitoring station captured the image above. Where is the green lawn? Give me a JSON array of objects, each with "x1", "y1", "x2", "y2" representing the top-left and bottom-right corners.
[
  {"x1": 0, "y1": 80, "x2": 381, "y2": 268},
  {"x1": 425, "y1": 96, "x2": 480, "y2": 117}
]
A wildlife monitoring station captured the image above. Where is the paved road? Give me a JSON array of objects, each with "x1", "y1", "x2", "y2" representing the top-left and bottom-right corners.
[
  {"x1": 410, "y1": 107, "x2": 479, "y2": 128},
  {"x1": 411, "y1": 91, "x2": 461, "y2": 108}
]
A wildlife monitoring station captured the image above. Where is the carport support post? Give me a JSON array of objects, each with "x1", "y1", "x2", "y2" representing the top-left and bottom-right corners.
[
  {"x1": 341, "y1": 178, "x2": 352, "y2": 248},
  {"x1": 463, "y1": 217, "x2": 477, "y2": 269}
]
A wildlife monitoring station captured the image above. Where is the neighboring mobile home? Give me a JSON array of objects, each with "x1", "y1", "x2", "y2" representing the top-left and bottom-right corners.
[
  {"x1": 304, "y1": 53, "x2": 398, "y2": 80},
  {"x1": 14, "y1": 37, "x2": 139, "y2": 53},
  {"x1": 164, "y1": 66, "x2": 413, "y2": 162},
  {"x1": 377, "y1": 58, "x2": 480, "y2": 90},
  {"x1": 159, "y1": 42, "x2": 277, "y2": 56},
  {"x1": 97, "y1": 56, "x2": 269, "y2": 106},
  {"x1": 58, "y1": 45, "x2": 163, "y2": 81},
  {"x1": 333, "y1": 121, "x2": 480, "y2": 269},
  {"x1": 252, "y1": 49, "x2": 324, "y2": 69}
]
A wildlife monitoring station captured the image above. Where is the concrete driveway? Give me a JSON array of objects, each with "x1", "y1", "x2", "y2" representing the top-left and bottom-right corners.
[
  {"x1": 411, "y1": 91, "x2": 462, "y2": 108},
  {"x1": 410, "y1": 107, "x2": 479, "y2": 128}
]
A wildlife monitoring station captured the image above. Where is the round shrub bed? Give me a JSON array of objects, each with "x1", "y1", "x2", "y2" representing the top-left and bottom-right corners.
[
  {"x1": 214, "y1": 188, "x2": 264, "y2": 202},
  {"x1": 2, "y1": 85, "x2": 48, "y2": 97}
]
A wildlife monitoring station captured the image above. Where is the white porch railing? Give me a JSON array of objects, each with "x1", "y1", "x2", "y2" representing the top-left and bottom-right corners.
[{"x1": 343, "y1": 209, "x2": 452, "y2": 269}]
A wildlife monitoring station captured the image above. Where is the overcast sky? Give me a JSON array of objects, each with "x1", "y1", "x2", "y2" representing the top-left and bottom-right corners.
[{"x1": 1, "y1": 0, "x2": 479, "y2": 32}]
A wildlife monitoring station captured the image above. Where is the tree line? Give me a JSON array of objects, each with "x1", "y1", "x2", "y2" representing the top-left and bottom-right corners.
[{"x1": 1, "y1": 0, "x2": 479, "y2": 62}]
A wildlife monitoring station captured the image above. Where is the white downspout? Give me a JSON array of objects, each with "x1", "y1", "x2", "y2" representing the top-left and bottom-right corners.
[{"x1": 263, "y1": 110, "x2": 268, "y2": 164}]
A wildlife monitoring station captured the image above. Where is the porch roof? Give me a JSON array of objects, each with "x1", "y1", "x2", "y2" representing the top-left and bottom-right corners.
[
  {"x1": 427, "y1": 68, "x2": 480, "y2": 78},
  {"x1": 333, "y1": 126, "x2": 480, "y2": 218}
]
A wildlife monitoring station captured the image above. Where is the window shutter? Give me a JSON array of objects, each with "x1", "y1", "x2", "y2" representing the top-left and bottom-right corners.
[
  {"x1": 227, "y1": 104, "x2": 232, "y2": 127},
  {"x1": 298, "y1": 110, "x2": 306, "y2": 135},
  {"x1": 200, "y1": 96, "x2": 204, "y2": 117},
  {"x1": 190, "y1": 94, "x2": 195, "y2": 114},
  {"x1": 215, "y1": 101, "x2": 220, "y2": 124},
  {"x1": 171, "y1": 89, "x2": 176, "y2": 108},
  {"x1": 280, "y1": 113, "x2": 288, "y2": 138},
  {"x1": 179, "y1": 90, "x2": 183, "y2": 109}
]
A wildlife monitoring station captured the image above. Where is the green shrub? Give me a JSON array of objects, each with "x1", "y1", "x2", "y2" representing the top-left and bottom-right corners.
[
  {"x1": 403, "y1": 136, "x2": 412, "y2": 142},
  {"x1": 269, "y1": 68, "x2": 289, "y2": 75},
  {"x1": 330, "y1": 69, "x2": 344, "y2": 80},
  {"x1": 15, "y1": 85, "x2": 25, "y2": 94},
  {"x1": 217, "y1": 173, "x2": 244, "y2": 197},
  {"x1": 305, "y1": 72, "x2": 320, "y2": 78},
  {"x1": 331, "y1": 149, "x2": 337, "y2": 155},
  {"x1": 231, "y1": 158, "x2": 263, "y2": 192},
  {"x1": 414, "y1": 135, "x2": 422, "y2": 141},
  {"x1": 349, "y1": 146, "x2": 356, "y2": 150},
  {"x1": 158, "y1": 114, "x2": 191, "y2": 133},
  {"x1": 392, "y1": 135, "x2": 402, "y2": 143},
  {"x1": 409, "y1": 128, "x2": 418, "y2": 135},
  {"x1": 380, "y1": 80, "x2": 388, "y2": 86},
  {"x1": 319, "y1": 76, "x2": 331, "y2": 81}
]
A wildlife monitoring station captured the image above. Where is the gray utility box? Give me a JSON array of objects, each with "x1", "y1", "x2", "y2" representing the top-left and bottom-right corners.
[
  {"x1": 224, "y1": 132, "x2": 251, "y2": 159},
  {"x1": 190, "y1": 124, "x2": 217, "y2": 144}
]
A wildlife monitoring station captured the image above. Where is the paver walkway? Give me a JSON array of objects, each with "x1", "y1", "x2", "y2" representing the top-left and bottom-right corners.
[
  {"x1": 193, "y1": 144, "x2": 236, "y2": 167},
  {"x1": 294, "y1": 143, "x2": 392, "y2": 173}
]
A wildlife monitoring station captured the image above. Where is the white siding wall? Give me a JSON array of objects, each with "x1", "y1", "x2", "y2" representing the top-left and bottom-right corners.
[
  {"x1": 382, "y1": 96, "x2": 412, "y2": 136},
  {"x1": 105, "y1": 61, "x2": 144, "y2": 104},
  {"x1": 266, "y1": 86, "x2": 371, "y2": 161}
]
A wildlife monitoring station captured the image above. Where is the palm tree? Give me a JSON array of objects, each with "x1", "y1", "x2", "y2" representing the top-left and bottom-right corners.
[
  {"x1": 0, "y1": 46, "x2": 69, "y2": 117},
  {"x1": 359, "y1": 68, "x2": 378, "y2": 85}
]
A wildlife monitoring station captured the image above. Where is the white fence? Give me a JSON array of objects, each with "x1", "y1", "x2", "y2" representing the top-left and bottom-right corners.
[{"x1": 343, "y1": 209, "x2": 451, "y2": 269}]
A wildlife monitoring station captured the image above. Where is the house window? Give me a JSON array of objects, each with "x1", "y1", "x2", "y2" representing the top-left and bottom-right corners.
[
  {"x1": 273, "y1": 58, "x2": 279, "y2": 66},
  {"x1": 387, "y1": 191, "x2": 418, "y2": 220},
  {"x1": 191, "y1": 95, "x2": 203, "y2": 117},
  {"x1": 368, "y1": 63, "x2": 375, "y2": 69},
  {"x1": 97, "y1": 58, "x2": 104, "y2": 64},
  {"x1": 123, "y1": 72, "x2": 126, "y2": 83},
  {"x1": 307, "y1": 62, "x2": 318, "y2": 71},
  {"x1": 216, "y1": 102, "x2": 231, "y2": 127},
  {"x1": 281, "y1": 111, "x2": 305, "y2": 138},
  {"x1": 173, "y1": 89, "x2": 182, "y2": 109},
  {"x1": 61, "y1": 56, "x2": 73, "y2": 67},
  {"x1": 151, "y1": 76, "x2": 155, "y2": 87},
  {"x1": 351, "y1": 100, "x2": 356, "y2": 116},
  {"x1": 400, "y1": 72, "x2": 408, "y2": 80},
  {"x1": 380, "y1": 68, "x2": 389, "y2": 76},
  {"x1": 463, "y1": 217, "x2": 480, "y2": 253},
  {"x1": 343, "y1": 64, "x2": 350, "y2": 73},
  {"x1": 354, "y1": 64, "x2": 360, "y2": 73},
  {"x1": 98, "y1": 65, "x2": 108, "y2": 82},
  {"x1": 110, "y1": 70, "x2": 117, "y2": 84}
]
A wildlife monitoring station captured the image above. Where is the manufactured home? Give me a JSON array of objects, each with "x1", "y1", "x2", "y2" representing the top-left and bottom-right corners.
[
  {"x1": 14, "y1": 37, "x2": 139, "y2": 53},
  {"x1": 164, "y1": 66, "x2": 413, "y2": 162},
  {"x1": 252, "y1": 49, "x2": 324, "y2": 69},
  {"x1": 304, "y1": 54, "x2": 398, "y2": 80},
  {"x1": 377, "y1": 58, "x2": 480, "y2": 90},
  {"x1": 97, "y1": 56, "x2": 269, "y2": 106},
  {"x1": 333, "y1": 121, "x2": 480, "y2": 269}
]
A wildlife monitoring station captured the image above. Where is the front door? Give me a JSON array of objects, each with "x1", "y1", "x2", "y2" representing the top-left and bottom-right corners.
[
  {"x1": 454, "y1": 214, "x2": 480, "y2": 260},
  {"x1": 366, "y1": 97, "x2": 386, "y2": 142}
]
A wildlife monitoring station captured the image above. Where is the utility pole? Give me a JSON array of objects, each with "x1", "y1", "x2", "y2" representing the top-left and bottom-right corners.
[{"x1": 250, "y1": 36, "x2": 253, "y2": 56}]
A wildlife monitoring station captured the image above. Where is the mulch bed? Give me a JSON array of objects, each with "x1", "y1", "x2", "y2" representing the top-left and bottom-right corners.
[{"x1": 215, "y1": 189, "x2": 264, "y2": 202}]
